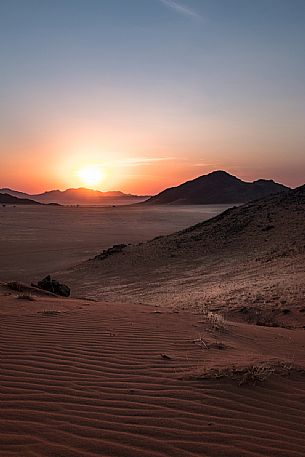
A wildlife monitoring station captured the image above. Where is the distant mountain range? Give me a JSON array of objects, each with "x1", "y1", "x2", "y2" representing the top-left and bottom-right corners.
[
  {"x1": 0, "y1": 188, "x2": 149, "y2": 206},
  {"x1": 0, "y1": 171, "x2": 290, "y2": 206},
  {"x1": 0, "y1": 193, "x2": 42, "y2": 205},
  {"x1": 142, "y1": 170, "x2": 289, "y2": 205}
]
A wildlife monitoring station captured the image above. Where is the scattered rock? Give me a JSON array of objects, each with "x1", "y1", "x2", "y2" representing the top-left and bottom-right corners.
[
  {"x1": 33, "y1": 275, "x2": 70, "y2": 297},
  {"x1": 94, "y1": 244, "x2": 127, "y2": 260},
  {"x1": 5, "y1": 281, "x2": 57, "y2": 297},
  {"x1": 161, "y1": 354, "x2": 172, "y2": 360},
  {"x1": 262, "y1": 225, "x2": 275, "y2": 232},
  {"x1": 208, "y1": 342, "x2": 227, "y2": 350},
  {"x1": 282, "y1": 308, "x2": 291, "y2": 314},
  {"x1": 239, "y1": 307, "x2": 249, "y2": 314}
]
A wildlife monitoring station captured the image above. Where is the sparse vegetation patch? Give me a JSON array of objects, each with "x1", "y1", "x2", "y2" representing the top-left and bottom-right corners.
[
  {"x1": 16, "y1": 294, "x2": 35, "y2": 301},
  {"x1": 191, "y1": 361, "x2": 303, "y2": 386}
]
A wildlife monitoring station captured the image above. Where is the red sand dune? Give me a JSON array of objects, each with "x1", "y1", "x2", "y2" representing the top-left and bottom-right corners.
[{"x1": 1, "y1": 289, "x2": 305, "y2": 457}]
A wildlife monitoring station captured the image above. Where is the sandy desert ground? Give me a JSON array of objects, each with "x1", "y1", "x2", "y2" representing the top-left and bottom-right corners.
[
  {"x1": 1, "y1": 283, "x2": 305, "y2": 457},
  {"x1": 1, "y1": 188, "x2": 305, "y2": 456}
]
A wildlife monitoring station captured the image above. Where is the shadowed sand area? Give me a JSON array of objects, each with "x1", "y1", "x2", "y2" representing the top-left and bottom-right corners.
[{"x1": 1, "y1": 288, "x2": 305, "y2": 457}]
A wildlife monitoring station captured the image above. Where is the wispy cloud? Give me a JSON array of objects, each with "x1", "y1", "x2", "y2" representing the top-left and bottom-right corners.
[
  {"x1": 193, "y1": 162, "x2": 216, "y2": 167},
  {"x1": 119, "y1": 157, "x2": 176, "y2": 167},
  {"x1": 159, "y1": 0, "x2": 202, "y2": 20}
]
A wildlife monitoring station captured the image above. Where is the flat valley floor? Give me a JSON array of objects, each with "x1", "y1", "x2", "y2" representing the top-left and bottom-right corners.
[
  {"x1": 1, "y1": 200, "x2": 305, "y2": 456},
  {"x1": 0, "y1": 204, "x2": 229, "y2": 282}
]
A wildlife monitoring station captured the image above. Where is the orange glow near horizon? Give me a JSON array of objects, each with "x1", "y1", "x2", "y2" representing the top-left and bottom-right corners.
[
  {"x1": 1, "y1": 2, "x2": 305, "y2": 196},
  {"x1": 1, "y1": 148, "x2": 300, "y2": 196},
  {"x1": 0, "y1": 130, "x2": 302, "y2": 195}
]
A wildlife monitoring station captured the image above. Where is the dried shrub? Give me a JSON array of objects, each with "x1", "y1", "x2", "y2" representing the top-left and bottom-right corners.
[
  {"x1": 192, "y1": 361, "x2": 300, "y2": 386},
  {"x1": 203, "y1": 311, "x2": 227, "y2": 332},
  {"x1": 17, "y1": 294, "x2": 35, "y2": 301},
  {"x1": 40, "y1": 310, "x2": 60, "y2": 316}
]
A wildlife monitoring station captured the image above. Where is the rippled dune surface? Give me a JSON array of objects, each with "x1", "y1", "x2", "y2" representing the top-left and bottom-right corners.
[{"x1": 1, "y1": 291, "x2": 305, "y2": 457}]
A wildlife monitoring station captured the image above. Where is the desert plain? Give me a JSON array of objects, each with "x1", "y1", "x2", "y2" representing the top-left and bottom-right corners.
[{"x1": 1, "y1": 190, "x2": 305, "y2": 457}]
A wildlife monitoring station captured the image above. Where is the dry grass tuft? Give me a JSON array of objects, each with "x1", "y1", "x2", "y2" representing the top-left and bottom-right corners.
[
  {"x1": 192, "y1": 360, "x2": 302, "y2": 386},
  {"x1": 203, "y1": 311, "x2": 227, "y2": 332},
  {"x1": 40, "y1": 310, "x2": 60, "y2": 316},
  {"x1": 193, "y1": 337, "x2": 227, "y2": 350},
  {"x1": 6, "y1": 281, "x2": 26, "y2": 292},
  {"x1": 16, "y1": 294, "x2": 35, "y2": 301}
]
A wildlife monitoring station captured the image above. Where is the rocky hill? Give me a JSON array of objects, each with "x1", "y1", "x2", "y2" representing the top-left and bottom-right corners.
[
  {"x1": 142, "y1": 170, "x2": 289, "y2": 205},
  {"x1": 62, "y1": 184, "x2": 305, "y2": 322}
]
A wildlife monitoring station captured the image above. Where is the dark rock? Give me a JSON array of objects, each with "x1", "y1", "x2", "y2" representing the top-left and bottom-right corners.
[
  {"x1": 35, "y1": 275, "x2": 70, "y2": 297},
  {"x1": 94, "y1": 244, "x2": 127, "y2": 260},
  {"x1": 239, "y1": 307, "x2": 249, "y2": 314},
  {"x1": 161, "y1": 354, "x2": 172, "y2": 360},
  {"x1": 262, "y1": 225, "x2": 275, "y2": 232}
]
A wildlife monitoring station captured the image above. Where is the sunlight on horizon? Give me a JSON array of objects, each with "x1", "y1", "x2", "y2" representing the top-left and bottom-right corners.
[{"x1": 77, "y1": 165, "x2": 105, "y2": 188}]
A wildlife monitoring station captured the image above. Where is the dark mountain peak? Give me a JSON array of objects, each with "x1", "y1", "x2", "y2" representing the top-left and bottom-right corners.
[
  {"x1": 143, "y1": 170, "x2": 290, "y2": 205},
  {"x1": 207, "y1": 170, "x2": 237, "y2": 178},
  {"x1": 202, "y1": 170, "x2": 242, "y2": 183}
]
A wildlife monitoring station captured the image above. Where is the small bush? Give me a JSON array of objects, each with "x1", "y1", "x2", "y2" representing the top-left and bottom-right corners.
[
  {"x1": 7, "y1": 282, "x2": 25, "y2": 292},
  {"x1": 204, "y1": 311, "x2": 227, "y2": 332}
]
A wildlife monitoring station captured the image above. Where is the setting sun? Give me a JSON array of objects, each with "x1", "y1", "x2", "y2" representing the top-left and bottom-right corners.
[{"x1": 77, "y1": 165, "x2": 104, "y2": 187}]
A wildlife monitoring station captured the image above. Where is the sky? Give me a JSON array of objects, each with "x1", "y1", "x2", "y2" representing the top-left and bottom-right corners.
[{"x1": 0, "y1": 0, "x2": 305, "y2": 194}]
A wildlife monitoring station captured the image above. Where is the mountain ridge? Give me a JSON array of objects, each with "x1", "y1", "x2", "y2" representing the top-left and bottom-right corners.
[
  {"x1": 0, "y1": 187, "x2": 149, "y2": 205},
  {"x1": 0, "y1": 193, "x2": 42, "y2": 205},
  {"x1": 142, "y1": 170, "x2": 289, "y2": 205}
]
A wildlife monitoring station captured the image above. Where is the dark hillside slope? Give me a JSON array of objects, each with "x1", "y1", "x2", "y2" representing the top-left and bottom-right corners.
[
  {"x1": 0, "y1": 193, "x2": 41, "y2": 205},
  {"x1": 62, "y1": 185, "x2": 305, "y2": 318},
  {"x1": 143, "y1": 170, "x2": 289, "y2": 205}
]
